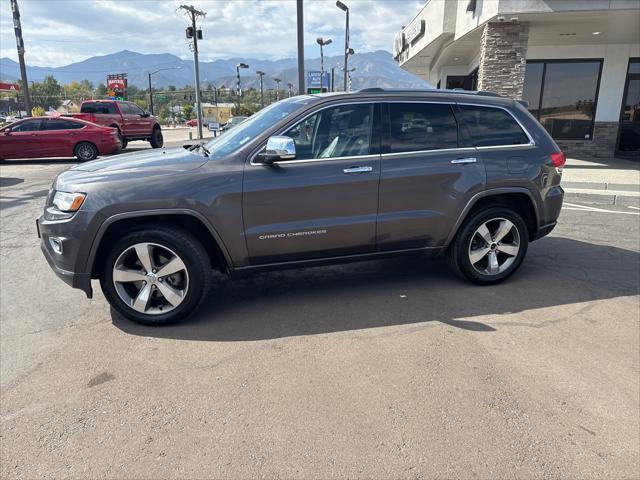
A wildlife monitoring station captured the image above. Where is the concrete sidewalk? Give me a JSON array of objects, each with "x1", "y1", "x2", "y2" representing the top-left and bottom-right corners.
[{"x1": 562, "y1": 157, "x2": 640, "y2": 206}]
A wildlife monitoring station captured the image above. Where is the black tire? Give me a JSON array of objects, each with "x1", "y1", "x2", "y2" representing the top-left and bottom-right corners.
[
  {"x1": 149, "y1": 127, "x2": 163, "y2": 148},
  {"x1": 447, "y1": 207, "x2": 529, "y2": 285},
  {"x1": 100, "y1": 227, "x2": 212, "y2": 325},
  {"x1": 74, "y1": 141, "x2": 99, "y2": 161},
  {"x1": 112, "y1": 126, "x2": 127, "y2": 149}
]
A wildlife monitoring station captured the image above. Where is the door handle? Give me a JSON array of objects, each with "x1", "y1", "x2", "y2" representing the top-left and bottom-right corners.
[
  {"x1": 450, "y1": 157, "x2": 477, "y2": 164},
  {"x1": 343, "y1": 166, "x2": 373, "y2": 174}
]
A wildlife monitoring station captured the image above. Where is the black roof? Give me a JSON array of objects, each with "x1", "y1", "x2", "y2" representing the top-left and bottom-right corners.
[{"x1": 358, "y1": 87, "x2": 501, "y2": 98}]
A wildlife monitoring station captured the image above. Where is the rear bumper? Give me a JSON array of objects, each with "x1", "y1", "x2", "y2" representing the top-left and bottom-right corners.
[{"x1": 533, "y1": 221, "x2": 557, "y2": 240}]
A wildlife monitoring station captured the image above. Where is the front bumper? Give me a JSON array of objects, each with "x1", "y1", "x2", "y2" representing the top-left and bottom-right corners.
[{"x1": 37, "y1": 213, "x2": 94, "y2": 298}]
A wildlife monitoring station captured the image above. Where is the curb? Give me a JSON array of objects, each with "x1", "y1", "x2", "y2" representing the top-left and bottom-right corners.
[
  {"x1": 563, "y1": 181, "x2": 640, "y2": 193},
  {"x1": 564, "y1": 190, "x2": 640, "y2": 207}
]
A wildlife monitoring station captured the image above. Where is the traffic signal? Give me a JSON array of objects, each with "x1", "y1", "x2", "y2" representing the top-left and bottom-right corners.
[
  {"x1": 196, "y1": 29, "x2": 203, "y2": 40},
  {"x1": 186, "y1": 27, "x2": 194, "y2": 38}
]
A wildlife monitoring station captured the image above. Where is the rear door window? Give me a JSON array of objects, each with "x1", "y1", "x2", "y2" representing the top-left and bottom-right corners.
[
  {"x1": 42, "y1": 119, "x2": 84, "y2": 130},
  {"x1": 80, "y1": 102, "x2": 117, "y2": 114},
  {"x1": 388, "y1": 103, "x2": 458, "y2": 153},
  {"x1": 458, "y1": 105, "x2": 530, "y2": 147}
]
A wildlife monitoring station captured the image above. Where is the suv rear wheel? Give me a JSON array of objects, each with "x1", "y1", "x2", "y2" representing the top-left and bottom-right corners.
[
  {"x1": 448, "y1": 207, "x2": 529, "y2": 285},
  {"x1": 100, "y1": 227, "x2": 211, "y2": 325}
]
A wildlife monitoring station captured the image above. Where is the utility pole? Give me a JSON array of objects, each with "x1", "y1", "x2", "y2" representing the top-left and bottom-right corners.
[
  {"x1": 296, "y1": 0, "x2": 304, "y2": 95},
  {"x1": 11, "y1": 0, "x2": 31, "y2": 116},
  {"x1": 180, "y1": 4, "x2": 206, "y2": 139},
  {"x1": 287, "y1": 82, "x2": 293, "y2": 97}
]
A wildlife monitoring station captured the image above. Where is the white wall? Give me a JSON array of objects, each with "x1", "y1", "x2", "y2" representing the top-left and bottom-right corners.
[{"x1": 527, "y1": 43, "x2": 640, "y2": 122}]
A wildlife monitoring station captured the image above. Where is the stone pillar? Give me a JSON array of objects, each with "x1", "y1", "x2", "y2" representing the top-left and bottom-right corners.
[{"x1": 477, "y1": 22, "x2": 529, "y2": 99}]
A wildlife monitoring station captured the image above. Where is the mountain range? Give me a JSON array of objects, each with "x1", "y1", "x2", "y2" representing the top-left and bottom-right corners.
[{"x1": 0, "y1": 50, "x2": 431, "y2": 91}]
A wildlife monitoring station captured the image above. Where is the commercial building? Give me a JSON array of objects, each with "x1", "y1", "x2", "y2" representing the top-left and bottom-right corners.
[
  {"x1": 201, "y1": 102, "x2": 235, "y2": 125},
  {"x1": 394, "y1": 0, "x2": 640, "y2": 159}
]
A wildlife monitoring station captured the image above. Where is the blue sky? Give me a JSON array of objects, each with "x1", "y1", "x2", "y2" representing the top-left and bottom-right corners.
[{"x1": 0, "y1": 0, "x2": 423, "y2": 66}]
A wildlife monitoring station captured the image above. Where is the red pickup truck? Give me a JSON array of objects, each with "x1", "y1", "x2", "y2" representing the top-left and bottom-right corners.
[{"x1": 72, "y1": 100, "x2": 163, "y2": 149}]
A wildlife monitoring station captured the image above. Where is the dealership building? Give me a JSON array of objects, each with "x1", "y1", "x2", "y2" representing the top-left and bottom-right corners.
[{"x1": 394, "y1": 0, "x2": 640, "y2": 159}]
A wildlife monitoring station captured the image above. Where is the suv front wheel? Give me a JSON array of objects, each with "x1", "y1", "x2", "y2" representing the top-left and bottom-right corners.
[
  {"x1": 448, "y1": 207, "x2": 529, "y2": 285},
  {"x1": 100, "y1": 227, "x2": 211, "y2": 325}
]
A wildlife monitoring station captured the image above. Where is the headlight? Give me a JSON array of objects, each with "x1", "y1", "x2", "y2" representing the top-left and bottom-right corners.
[{"x1": 52, "y1": 191, "x2": 86, "y2": 212}]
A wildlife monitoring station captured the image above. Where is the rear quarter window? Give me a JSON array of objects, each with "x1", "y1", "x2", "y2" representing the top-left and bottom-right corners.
[{"x1": 458, "y1": 105, "x2": 530, "y2": 147}]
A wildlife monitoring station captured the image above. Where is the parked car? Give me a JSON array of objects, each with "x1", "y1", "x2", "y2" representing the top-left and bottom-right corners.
[
  {"x1": 72, "y1": 100, "x2": 162, "y2": 149},
  {"x1": 38, "y1": 89, "x2": 564, "y2": 325},
  {"x1": 0, "y1": 116, "x2": 121, "y2": 161},
  {"x1": 220, "y1": 115, "x2": 247, "y2": 132},
  {"x1": 186, "y1": 118, "x2": 198, "y2": 127}
]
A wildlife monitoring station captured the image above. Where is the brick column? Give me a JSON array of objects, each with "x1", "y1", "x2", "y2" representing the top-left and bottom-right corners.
[{"x1": 477, "y1": 22, "x2": 529, "y2": 99}]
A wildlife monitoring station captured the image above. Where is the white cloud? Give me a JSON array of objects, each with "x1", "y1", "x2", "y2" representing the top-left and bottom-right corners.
[{"x1": 0, "y1": 0, "x2": 423, "y2": 66}]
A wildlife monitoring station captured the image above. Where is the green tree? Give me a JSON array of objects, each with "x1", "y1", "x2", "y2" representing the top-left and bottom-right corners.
[
  {"x1": 28, "y1": 75, "x2": 62, "y2": 110},
  {"x1": 95, "y1": 83, "x2": 108, "y2": 97},
  {"x1": 182, "y1": 104, "x2": 195, "y2": 120}
]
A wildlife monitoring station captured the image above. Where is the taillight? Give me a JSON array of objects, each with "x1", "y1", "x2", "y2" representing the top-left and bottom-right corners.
[{"x1": 550, "y1": 151, "x2": 566, "y2": 168}]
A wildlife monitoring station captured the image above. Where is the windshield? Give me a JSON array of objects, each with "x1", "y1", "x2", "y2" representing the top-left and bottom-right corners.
[{"x1": 204, "y1": 96, "x2": 312, "y2": 158}]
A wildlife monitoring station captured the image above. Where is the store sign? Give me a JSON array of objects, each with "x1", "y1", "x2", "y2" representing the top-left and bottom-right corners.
[
  {"x1": 393, "y1": 32, "x2": 406, "y2": 59},
  {"x1": 306, "y1": 71, "x2": 330, "y2": 93},
  {"x1": 404, "y1": 19, "x2": 425, "y2": 45},
  {"x1": 107, "y1": 73, "x2": 127, "y2": 100},
  {"x1": 0, "y1": 82, "x2": 20, "y2": 91}
]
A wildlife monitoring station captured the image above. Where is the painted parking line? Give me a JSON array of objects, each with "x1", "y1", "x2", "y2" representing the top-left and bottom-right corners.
[{"x1": 562, "y1": 202, "x2": 640, "y2": 215}]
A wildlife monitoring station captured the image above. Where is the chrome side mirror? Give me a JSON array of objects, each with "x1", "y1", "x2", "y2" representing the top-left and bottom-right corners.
[{"x1": 259, "y1": 135, "x2": 296, "y2": 164}]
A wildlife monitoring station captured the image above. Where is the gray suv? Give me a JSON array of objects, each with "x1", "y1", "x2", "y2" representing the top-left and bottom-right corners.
[{"x1": 37, "y1": 89, "x2": 565, "y2": 325}]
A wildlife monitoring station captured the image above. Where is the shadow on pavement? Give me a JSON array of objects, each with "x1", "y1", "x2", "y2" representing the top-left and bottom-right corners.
[
  {"x1": 0, "y1": 189, "x2": 49, "y2": 210},
  {"x1": 113, "y1": 236, "x2": 640, "y2": 341},
  {"x1": 0, "y1": 177, "x2": 24, "y2": 188}
]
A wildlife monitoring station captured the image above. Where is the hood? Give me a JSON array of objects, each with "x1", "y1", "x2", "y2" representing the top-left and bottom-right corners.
[{"x1": 70, "y1": 146, "x2": 207, "y2": 173}]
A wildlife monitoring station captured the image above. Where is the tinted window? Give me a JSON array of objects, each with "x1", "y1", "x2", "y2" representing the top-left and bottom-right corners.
[
  {"x1": 539, "y1": 62, "x2": 601, "y2": 140},
  {"x1": 389, "y1": 103, "x2": 458, "y2": 153},
  {"x1": 43, "y1": 119, "x2": 83, "y2": 130},
  {"x1": 10, "y1": 120, "x2": 42, "y2": 132},
  {"x1": 80, "y1": 102, "x2": 117, "y2": 114},
  {"x1": 118, "y1": 103, "x2": 133, "y2": 114},
  {"x1": 285, "y1": 104, "x2": 372, "y2": 160},
  {"x1": 126, "y1": 103, "x2": 145, "y2": 115},
  {"x1": 522, "y1": 62, "x2": 544, "y2": 117},
  {"x1": 203, "y1": 96, "x2": 312, "y2": 159},
  {"x1": 459, "y1": 105, "x2": 529, "y2": 147},
  {"x1": 523, "y1": 60, "x2": 602, "y2": 140}
]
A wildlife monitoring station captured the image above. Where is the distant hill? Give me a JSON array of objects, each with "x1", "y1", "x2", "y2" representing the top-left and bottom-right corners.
[{"x1": 0, "y1": 49, "x2": 432, "y2": 90}]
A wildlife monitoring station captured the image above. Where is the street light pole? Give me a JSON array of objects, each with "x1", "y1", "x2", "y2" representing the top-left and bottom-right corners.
[
  {"x1": 236, "y1": 63, "x2": 249, "y2": 114},
  {"x1": 148, "y1": 67, "x2": 182, "y2": 116},
  {"x1": 316, "y1": 37, "x2": 332, "y2": 91},
  {"x1": 296, "y1": 0, "x2": 305, "y2": 95},
  {"x1": 256, "y1": 70, "x2": 265, "y2": 108},
  {"x1": 287, "y1": 82, "x2": 293, "y2": 97},
  {"x1": 273, "y1": 78, "x2": 282, "y2": 101},
  {"x1": 336, "y1": 1, "x2": 349, "y2": 92}
]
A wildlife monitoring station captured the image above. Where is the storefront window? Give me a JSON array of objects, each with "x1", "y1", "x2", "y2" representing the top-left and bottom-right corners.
[{"x1": 523, "y1": 60, "x2": 602, "y2": 140}]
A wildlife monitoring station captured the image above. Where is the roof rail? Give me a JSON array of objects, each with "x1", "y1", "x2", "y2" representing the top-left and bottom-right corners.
[{"x1": 358, "y1": 87, "x2": 503, "y2": 98}]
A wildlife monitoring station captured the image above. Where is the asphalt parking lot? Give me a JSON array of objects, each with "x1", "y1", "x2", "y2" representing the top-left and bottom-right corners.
[{"x1": 1, "y1": 150, "x2": 639, "y2": 478}]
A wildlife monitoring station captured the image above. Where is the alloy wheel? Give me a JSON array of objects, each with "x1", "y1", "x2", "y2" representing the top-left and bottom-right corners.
[
  {"x1": 77, "y1": 144, "x2": 96, "y2": 160},
  {"x1": 468, "y1": 218, "x2": 521, "y2": 276},
  {"x1": 112, "y1": 242, "x2": 189, "y2": 315}
]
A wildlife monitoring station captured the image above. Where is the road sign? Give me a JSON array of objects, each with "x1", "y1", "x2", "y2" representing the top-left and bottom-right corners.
[{"x1": 306, "y1": 71, "x2": 330, "y2": 93}]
